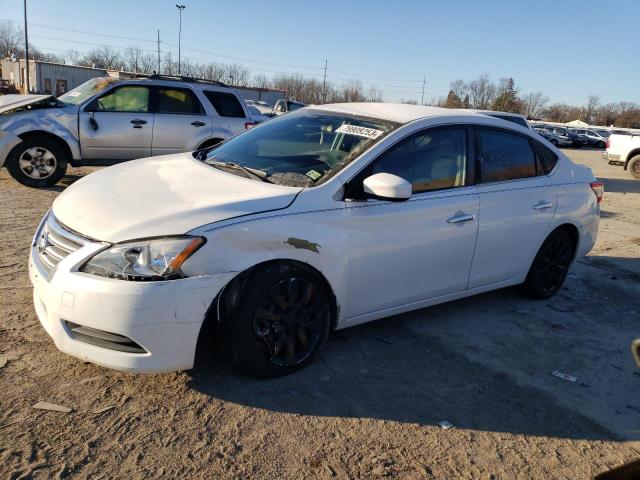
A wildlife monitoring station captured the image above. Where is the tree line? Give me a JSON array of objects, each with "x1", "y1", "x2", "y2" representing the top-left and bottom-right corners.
[
  {"x1": 435, "y1": 74, "x2": 640, "y2": 128},
  {"x1": 1, "y1": 21, "x2": 638, "y2": 127}
]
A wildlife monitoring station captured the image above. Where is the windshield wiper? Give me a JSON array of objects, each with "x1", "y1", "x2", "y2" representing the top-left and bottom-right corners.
[{"x1": 206, "y1": 160, "x2": 272, "y2": 183}]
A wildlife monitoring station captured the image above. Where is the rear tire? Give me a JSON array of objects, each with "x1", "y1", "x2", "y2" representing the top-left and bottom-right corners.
[
  {"x1": 628, "y1": 155, "x2": 640, "y2": 180},
  {"x1": 521, "y1": 229, "x2": 575, "y2": 300},
  {"x1": 6, "y1": 137, "x2": 68, "y2": 188},
  {"x1": 221, "y1": 263, "x2": 332, "y2": 378}
]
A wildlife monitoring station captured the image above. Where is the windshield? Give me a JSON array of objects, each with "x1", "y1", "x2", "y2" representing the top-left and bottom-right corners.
[
  {"x1": 58, "y1": 77, "x2": 118, "y2": 105},
  {"x1": 203, "y1": 110, "x2": 397, "y2": 187}
]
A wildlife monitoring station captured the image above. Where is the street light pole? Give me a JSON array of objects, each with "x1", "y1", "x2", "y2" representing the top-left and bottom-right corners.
[
  {"x1": 24, "y1": 0, "x2": 30, "y2": 93},
  {"x1": 176, "y1": 4, "x2": 185, "y2": 75}
]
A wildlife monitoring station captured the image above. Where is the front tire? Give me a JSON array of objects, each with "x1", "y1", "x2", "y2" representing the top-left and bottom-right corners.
[
  {"x1": 222, "y1": 263, "x2": 332, "y2": 378},
  {"x1": 521, "y1": 229, "x2": 575, "y2": 300},
  {"x1": 6, "y1": 137, "x2": 68, "y2": 188},
  {"x1": 628, "y1": 155, "x2": 640, "y2": 180}
]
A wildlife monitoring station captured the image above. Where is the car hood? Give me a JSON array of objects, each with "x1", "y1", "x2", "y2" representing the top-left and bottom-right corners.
[
  {"x1": 0, "y1": 94, "x2": 53, "y2": 113},
  {"x1": 52, "y1": 153, "x2": 302, "y2": 243}
]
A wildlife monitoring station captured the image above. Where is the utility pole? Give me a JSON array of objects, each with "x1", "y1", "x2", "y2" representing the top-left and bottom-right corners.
[
  {"x1": 176, "y1": 4, "x2": 185, "y2": 75},
  {"x1": 421, "y1": 75, "x2": 426, "y2": 106},
  {"x1": 157, "y1": 29, "x2": 161, "y2": 74},
  {"x1": 322, "y1": 59, "x2": 327, "y2": 104},
  {"x1": 23, "y1": 0, "x2": 30, "y2": 93}
]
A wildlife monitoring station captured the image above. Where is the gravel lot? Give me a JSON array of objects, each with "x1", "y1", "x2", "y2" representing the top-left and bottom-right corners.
[{"x1": 1, "y1": 149, "x2": 639, "y2": 479}]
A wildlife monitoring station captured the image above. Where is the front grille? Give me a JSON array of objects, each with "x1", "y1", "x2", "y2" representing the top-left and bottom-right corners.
[
  {"x1": 64, "y1": 321, "x2": 147, "y2": 354},
  {"x1": 35, "y1": 214, "x2": 88, "y2": 274}
]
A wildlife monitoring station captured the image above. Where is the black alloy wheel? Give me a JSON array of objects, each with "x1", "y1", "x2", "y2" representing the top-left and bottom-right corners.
[
  {"x1": 522, "y1": 229, "x2": 574, "y2": 299},
  {"x1": 254, "y1": 277, "x2": 325, "y2": 368}
]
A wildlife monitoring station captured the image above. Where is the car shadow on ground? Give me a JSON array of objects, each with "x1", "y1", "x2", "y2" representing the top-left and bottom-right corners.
[
  {"x1": 597, "y1": 177, "x2": 640, "y2": 194},
  {"x1": 188, "y1": 278, "x2": 632, "y2": 442},
  {"x1": 45, "y1": 174, "x2": 85, "y2": 192}
]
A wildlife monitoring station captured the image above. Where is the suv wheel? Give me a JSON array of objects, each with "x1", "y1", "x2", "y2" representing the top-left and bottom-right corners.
[
  {"x1": 6, "y1": 137, "x2": 68, "y2": 188},
  {"x1": 223, "y1": 263, "x2": 332, "y2": 378},
  {"x1": 521, "y1": 229, "x2": 574, "y2": 300},
  {"x1": 628, "y1": 155, "x2": 640, "y2": 180}
]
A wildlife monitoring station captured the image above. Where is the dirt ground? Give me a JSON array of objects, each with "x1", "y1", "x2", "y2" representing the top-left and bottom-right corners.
[{"x1": 1, "y1": 149, "x2": 639, "y2": 479}]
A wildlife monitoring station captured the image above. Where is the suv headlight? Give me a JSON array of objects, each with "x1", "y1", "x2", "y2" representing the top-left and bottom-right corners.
[{"x1": 81, "y1": 236, "x2": 205, "y2": 281}]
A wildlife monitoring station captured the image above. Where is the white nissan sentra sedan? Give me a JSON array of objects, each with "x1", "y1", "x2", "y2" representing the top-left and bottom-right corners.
[{"x1": 29, "y1": 103, "x2": 602, "y2": 377}]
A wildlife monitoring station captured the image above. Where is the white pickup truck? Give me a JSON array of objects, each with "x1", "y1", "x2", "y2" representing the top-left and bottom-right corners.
[{"x1": 603, "y1": 133, "x2": 640, "y2": 180}]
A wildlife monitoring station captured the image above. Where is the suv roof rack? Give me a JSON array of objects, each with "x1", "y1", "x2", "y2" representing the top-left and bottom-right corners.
[{"x1": 133, "y1": 74, "x2": 227, "y2": 87}]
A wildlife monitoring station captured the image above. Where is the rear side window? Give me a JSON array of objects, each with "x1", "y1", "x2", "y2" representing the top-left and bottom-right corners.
[
  {"x1": 532, "y1": 140, "x2": 559, "y2": 174},
  {"x1": 203, "y1": 91, "x2": 246, "y2": 118},
  {"x1": 156, "y1": 87, "x2": 203, "y2": 114},
  {"x1": 477, "y1": 129, "x2": 536, "y2": 182}
]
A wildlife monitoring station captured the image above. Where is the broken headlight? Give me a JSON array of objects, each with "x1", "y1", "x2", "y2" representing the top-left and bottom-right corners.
[{"x1": 81, "y1": 236, "x2": 205, "y2": 281}]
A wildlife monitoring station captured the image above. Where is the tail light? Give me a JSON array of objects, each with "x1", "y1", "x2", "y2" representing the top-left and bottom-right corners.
[
  {"x1": 590, "y1": 181, "x2": 604, "y2": 204},
  {"x1": 245, "y1": 122, "x2": 254, "y2": 130},
  {"x1": 605, "y1": 137, "x2": 610, "y2": 149}
]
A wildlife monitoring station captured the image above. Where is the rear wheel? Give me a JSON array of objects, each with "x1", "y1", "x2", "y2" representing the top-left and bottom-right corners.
[
  {"x1": 222, "y1": 263, "x2": 332, "y2": 378},
  {"x1": 628, "y1": 155, "x2": 640, "y2": 180},
  {"x1": 521, "y1": 229, "x2": 575, "y2": 299},
  {"x1": 6, "y1": 137, "x2": 68, "y2": 188}
]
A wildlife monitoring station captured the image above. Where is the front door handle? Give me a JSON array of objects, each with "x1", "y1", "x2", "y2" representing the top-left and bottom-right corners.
[
  {"x1": 447, "y1": 213, "x2": 476, "y2": 224},
  {"x1": 130, "y1": 119, "x2": 147, "y2": 125},
  {"x1": 191, "y1": 121, "x2": 206, "y2": 127},
  {"x1": 533, "y1": 201, "x2": 553, "y2": 210}
]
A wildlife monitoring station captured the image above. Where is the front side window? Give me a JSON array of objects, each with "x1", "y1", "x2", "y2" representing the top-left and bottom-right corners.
[
  {"x1": 203, "y1": 91, "x2": 245, "y2": 118},
  {"x1": 478, "y1": 129, "x2": 536, "y2": 182},
  {"x1": 203, "y1": 110, "x2": 397, "y2": 187},
  {"x1": 156, "y1": 87, "x2": 203, "y2": 114},
  {"x1": 95, "y1": 86, "x2": 149, "y2": 113},
  {"x1": 369, "y1": 128, "x2": 468, "y2": 193}
]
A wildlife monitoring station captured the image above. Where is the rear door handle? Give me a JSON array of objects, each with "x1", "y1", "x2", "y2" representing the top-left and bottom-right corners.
[
  {"x1": 533, "y1": 201, "x2": 553, "y2": 210},
  {"x1": 191, "y1": 121, "x2": 206, "y2": 127},
  {"x1": 447, "y1": 213, "x2": 476, "y2": 224},
  {"x1": 130, "y1": 119, "x2": 147, "y2": 125}
]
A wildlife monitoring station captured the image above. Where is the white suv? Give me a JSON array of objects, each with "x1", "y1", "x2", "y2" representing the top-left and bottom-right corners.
[{"x1": 0, "y1": 75, "x2": 254, "y2": 188}]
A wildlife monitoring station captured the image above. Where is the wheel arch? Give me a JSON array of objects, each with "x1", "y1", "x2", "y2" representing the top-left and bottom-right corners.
[
  {"x1": 16, "y1": 130, "x2": 73, "y2": 163},
  {"x1": 553, "y1": 223, "x2": 580, "y2": 260},
  {"x1": 195, "y1": 258, "x2": 340, "y2": 357},
  {"x1": 625, "y1": 149, "x2": 640, "y2": 170}
]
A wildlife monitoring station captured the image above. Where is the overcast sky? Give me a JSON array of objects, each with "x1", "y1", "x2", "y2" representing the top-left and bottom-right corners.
[{"x1": 1, "y1": 0, "x2": 639, "y2": 105}]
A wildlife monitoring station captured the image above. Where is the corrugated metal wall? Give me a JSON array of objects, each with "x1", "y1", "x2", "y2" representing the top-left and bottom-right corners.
[{"x1": 37, "y1": 63, "x2": 108, "y2": 96}]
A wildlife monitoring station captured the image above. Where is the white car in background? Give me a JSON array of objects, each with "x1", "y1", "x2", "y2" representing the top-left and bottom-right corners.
[
  {"x1": 603, "y1": 132, "x2": 640, "y2": 179},
  {"x1": 29, "y1": 103, "x2": 602, "y2": 377}
]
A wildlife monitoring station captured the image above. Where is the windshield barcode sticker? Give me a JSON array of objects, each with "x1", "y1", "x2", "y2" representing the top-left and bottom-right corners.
[{"x1": 335, "y1": 124, "x2": 384, "y2": 139}]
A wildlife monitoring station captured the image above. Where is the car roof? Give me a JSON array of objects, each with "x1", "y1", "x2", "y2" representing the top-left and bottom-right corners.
[{"x1": 307, "y1": 102, "x2": 490, "y2": 124}]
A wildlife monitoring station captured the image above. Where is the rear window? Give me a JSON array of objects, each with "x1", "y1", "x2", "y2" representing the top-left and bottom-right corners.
[{"x1": 203, "y1": 91, "x2": 246, "y2": 118}]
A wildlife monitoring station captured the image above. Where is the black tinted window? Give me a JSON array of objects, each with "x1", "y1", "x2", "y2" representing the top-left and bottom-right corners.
[
  {"x1": 533, "y1": 140, "x2": 558, "y2": 174},
  {"x1": 478, "y1": 129, "x2": 536, "y2": 182},
  {"x1": 203, "y1": 91, "x2": 246, "y2": 118},
  {"x1": 156, "y1": 87, "x2": 203, "y2": 114},
  {"x1": 371, "y1": 128, "x2": 467, "y2": 193}
]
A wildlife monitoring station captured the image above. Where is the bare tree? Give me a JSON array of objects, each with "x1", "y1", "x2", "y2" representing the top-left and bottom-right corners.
[
  {"x1": 81, "y1": 45, "x2": 123, "y2": 69},
  {"x1": 521, "y1": 91, "x2": 549, "y2": 119},
  {"x1": 0, "y1": 21, "x2": 23, "y2": 57},
  {"x1": 449, "y1": 79, "x2": 466, "y2": 102},
  {"x1": 467, "y1": 74, "x2": 495, "y2": 109},
  {"x1": 367, "y1": 85, "x2": 383, "y2": 102},
  {"x1": 585, "y1": 94, "x2": 601, "y2": 124}
]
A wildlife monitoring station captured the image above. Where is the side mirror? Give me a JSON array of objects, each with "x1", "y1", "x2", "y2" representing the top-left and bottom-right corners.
[{"x1": 362, "y1": 173, "x2": 412, "y2": 201}]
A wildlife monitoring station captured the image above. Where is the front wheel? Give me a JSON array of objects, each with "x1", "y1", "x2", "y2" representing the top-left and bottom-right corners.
[
  {"x1": 628, "y1": 155, "x2": 640, "y2": 180},
  {"x1": 521, "y1": 229, "x2": 575, "y2": 300},
  {"x1": 222, "y1": 263, "x2": 332, "y2": 378},
  {"x1": 6, "y1": 137, "x2": 68, "y2": 188}
]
